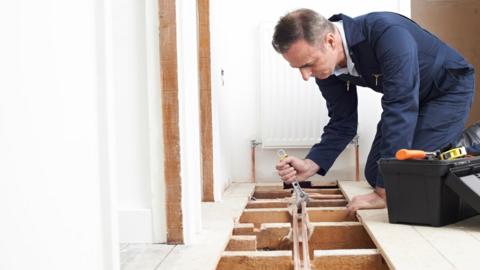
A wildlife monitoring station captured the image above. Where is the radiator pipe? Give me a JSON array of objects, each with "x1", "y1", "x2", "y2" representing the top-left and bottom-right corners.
[
  {"x1": 352, "y1": 135, "x2": 360, "y2": 181},
  {"x1": 251, "y1": 140, "x2": 262, "y2": 182}
]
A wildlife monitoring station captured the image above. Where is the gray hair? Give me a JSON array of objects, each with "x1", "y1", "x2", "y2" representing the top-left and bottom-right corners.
[{"x1": 272, "y1": 9, "x2": 335, "y2": 54}]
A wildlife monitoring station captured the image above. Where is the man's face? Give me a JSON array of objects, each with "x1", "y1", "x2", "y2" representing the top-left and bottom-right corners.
[{"x1": 282, "y1": 38, "x2": 337, "y2": 80}]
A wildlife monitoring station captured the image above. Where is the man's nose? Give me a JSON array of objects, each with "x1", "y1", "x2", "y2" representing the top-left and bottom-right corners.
[{"x1": 300, "y1": 68, "x2": 311, "y2": 81}]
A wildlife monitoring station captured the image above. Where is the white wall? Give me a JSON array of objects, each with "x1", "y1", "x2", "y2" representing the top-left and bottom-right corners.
[
  {"x1": 210, "y1": 5, "x2": 232, "y2": 200},
  {"x1": 101, "y1": 0, "x2": 202, "y2": 244},
  {"x1": 210, "y1": 0, "x2": 410, "y2": 186},
  {"x1": 145, "y1": 0, "x2": 167, "y2": 244},
  {"x1": 111, "y1": 0, "x2": 165, "y2": 243},
  {"x1": 0, "y1": 0, "x2": 118, "y2": 269},
  {"x1": 177, "y1": 0, "x2": 203, "y2": 244}
]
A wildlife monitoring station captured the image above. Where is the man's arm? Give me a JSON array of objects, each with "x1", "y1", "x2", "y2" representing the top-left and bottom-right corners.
[{"x1": 306, "y1": 76, "x2": 358, "y2": 175}]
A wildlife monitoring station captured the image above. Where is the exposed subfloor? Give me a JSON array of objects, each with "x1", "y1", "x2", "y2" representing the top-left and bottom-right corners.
[
  {"x1": 216, "y1": 182, "x2": 389, "y2": 270},
  {"x1": 121, "y1": 181, "x2": 388, "y2": 270},
  {"x1": 122, "y1": 180, "x2": 480, "y2": 270}
]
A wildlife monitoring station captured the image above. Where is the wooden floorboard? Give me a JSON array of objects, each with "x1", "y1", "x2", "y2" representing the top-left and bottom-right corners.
[
  {"x1": 413, "y1": 218, "x2": 480, "y2": 269},
  {"x1": 340, "y1": 180, "x2": 480, "y2": 270}
]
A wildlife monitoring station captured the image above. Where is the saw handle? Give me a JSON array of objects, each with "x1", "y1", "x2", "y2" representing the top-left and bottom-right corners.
[{"x1": 395, "y1": 149, "x2": 427, "y2": 160}]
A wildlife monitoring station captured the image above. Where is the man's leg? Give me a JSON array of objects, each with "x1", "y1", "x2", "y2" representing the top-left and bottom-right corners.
[
  {"x1": 364, "y1": 121, "x2": 383, "y2": 187},
  {"x1": 412, "y1": 72, "x2": 474, "y2": 151},
  {"x1": 347, "y1": 121, "x2": 386, "y2": 213},
  {"x1": 349, "y1": 71, "x2": 474, "y2": 213}
]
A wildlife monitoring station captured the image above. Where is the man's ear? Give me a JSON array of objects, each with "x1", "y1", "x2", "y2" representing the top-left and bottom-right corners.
[{"x1": 324, "y1": 32, "x2": 335, "y2": 49}]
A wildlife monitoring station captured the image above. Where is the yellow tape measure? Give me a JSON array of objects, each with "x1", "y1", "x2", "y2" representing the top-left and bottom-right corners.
[{"x1": 439, "y1": 146, "x2": 467, "y2": 160}]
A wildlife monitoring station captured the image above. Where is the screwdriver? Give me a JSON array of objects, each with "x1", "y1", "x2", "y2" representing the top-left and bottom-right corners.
[{"x1": 395, "y1": 149, "x2": 438, "y2": 160}]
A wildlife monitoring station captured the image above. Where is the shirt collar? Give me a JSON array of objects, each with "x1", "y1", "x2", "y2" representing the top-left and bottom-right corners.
[{"x1": 332, "y1": 20, "x2": 359, "y2": 77}]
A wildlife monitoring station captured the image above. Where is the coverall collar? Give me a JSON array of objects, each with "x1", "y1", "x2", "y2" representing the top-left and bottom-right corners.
[{"x1": 328, "y1": 14, "x2": 365, "y2": 48}]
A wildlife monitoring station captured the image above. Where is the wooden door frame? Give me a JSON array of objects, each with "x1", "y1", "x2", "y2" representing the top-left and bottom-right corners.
[
  {"x1": 157, "y1": 0, "x2": 215, "y2": 243},
  {"x1": 158, "y1": 0, "x2": 183, "y2": 244},
  {"x1": 197, "y1": 0, "x2": 214, "y2": 202}
]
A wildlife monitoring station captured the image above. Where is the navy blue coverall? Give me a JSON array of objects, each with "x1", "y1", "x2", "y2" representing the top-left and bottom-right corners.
[{"x1": 305, "y1": 12, "x2": 475, "y2": 188}]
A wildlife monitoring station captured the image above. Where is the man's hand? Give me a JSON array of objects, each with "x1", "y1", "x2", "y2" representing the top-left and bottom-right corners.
[{"x1": 275, "y1": 156, "x2": 320, "y2": 184}]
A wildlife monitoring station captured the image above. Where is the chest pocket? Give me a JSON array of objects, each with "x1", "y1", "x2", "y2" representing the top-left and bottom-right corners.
[
  {"x1": 355, "y1": 67, "x2": 383, "y2": 91},
  {"x1": 350, "y1": 42, "x2": 384, "y2": 91}
]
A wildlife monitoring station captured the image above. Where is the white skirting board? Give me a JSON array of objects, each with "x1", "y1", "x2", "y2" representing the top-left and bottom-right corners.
[{"x1": 119, "y1": 209, "x2": 153, "y2": 243}]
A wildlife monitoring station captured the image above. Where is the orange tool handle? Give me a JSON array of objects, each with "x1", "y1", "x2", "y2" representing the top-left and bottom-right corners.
[{"x1": 395, "y1": 149, "x2": 427, "y2": 160}]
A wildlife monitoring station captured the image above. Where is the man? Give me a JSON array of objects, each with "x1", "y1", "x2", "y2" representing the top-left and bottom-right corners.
[{"x1": 273, "y1": 9, "x2": 475, "y2": 212}]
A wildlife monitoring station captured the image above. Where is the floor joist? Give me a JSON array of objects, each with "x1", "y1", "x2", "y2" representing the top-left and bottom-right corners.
[
  {"x1": 308, "y1": 222, "x2": 376, "y2": 251},
  {"x1": 217, "y1": 182, "x2": 388, "y2": 270},
  {"x1": 217, "y1": 251, "x2": 293, "y2": 270},
  {"x1": 246, "y1": 199, "x2": 347, "y2": 209},
  {"x1": 312, "y1": 249, "x2": 388, "y2": 270}
]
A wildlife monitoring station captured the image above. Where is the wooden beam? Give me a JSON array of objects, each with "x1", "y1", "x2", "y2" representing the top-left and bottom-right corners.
[
  {"x1": 217, "y1": 251, "x2": 293, "y2": 270},
  {"x1": 303, "y1": 188, "x2": 342, "y2": 195},
  {"x1": 308, "y1": 199, "x2": 347, "y2": 207},
  {"x1": 233, "y1": 223, "x2": 256, "y2": 235},
  {"x1": 256, "y1": 223, "x2": 291, "y2": 250},
  {"x1": 246, "y1": 199, "x2": 289, "y2": 209},
  {"x1": 312, "y1": 249, "x2": 388, "y2": 270},
  {"x1": 246, "y1": 199, "x2": 348, "y2": 208},
  {"x1": 309, "y1": 222, "x2": 376, "y2": 251},
  {"x1": 307, "y1": 207, "x2": 357, "y2": 222},
  {"x1": 197, "y1": 0, "x2": 214, "y2": 202},
  {"x1": 233, "y1": 223, "x2": 291, "y2": 250},
  {"x1": 228, "y1": 223, "x2": 293, "y2": 251},
  {"x1": 254, "y1": 184, "x2": 284, "y2": 191},
  {"x1": 300, "y1": 201, "x2": 311, "y2": 269},
  {"x1": 252, "y1": 190, "x2": 291, "y2": 199},
  {"x1": 158, "y1": 0, "x2": 183, "y2": 244},
  {"x1": 308, "y1": 194, "x2": 344, "y2": 200},
  {"x1": 238, "y1": 208, "x2": 291, "y2": 228},
  {"x1": 226, "y1": 235, "x2": 257, "y2": 251},
  {"x1": 310, "y1": 180, "x2": 338, "y2": 188}
]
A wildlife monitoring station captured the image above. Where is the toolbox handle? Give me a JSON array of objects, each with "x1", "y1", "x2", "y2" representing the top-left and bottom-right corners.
[
  {"x1": 449, "y1": 163, "x2": 480, "y2": 177},
  {"x1": 446, "y1": 164, "x2": 480, "y2": 214}
]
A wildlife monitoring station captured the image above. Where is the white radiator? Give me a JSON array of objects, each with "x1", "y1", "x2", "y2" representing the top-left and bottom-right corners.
[{"x1": 259, "y1": 23, "x2": 329, "y2": 148}]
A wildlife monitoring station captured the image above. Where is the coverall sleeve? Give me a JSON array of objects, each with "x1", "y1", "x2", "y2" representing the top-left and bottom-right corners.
[
  {"x1": 306, "y1": 76, "x2": 358, "y2": 175},
  {"x1": 374, "y1": 26, "x2": 420, "y2": 186}
]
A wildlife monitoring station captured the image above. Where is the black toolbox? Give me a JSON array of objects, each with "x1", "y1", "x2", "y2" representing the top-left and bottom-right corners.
[{"x1": 379, "y1": 157, "x2": 480, "y2": 226}]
